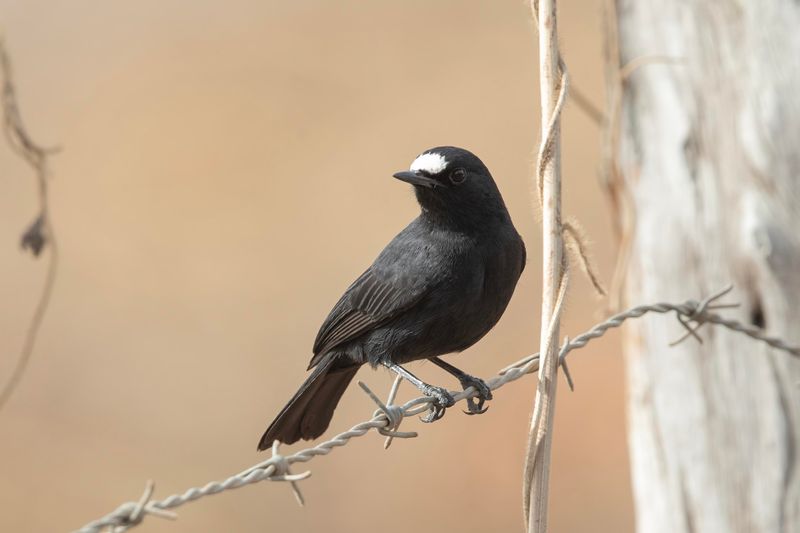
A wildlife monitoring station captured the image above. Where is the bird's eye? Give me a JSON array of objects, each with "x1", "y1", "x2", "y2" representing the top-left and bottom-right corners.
[{"x1": 449, "y1": 168, "x2": 467, "y2": 185}]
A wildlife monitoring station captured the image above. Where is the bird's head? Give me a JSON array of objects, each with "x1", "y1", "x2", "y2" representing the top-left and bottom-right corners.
[{"x1": 393, "y1": 147, "x2": 509, "y2": 226}]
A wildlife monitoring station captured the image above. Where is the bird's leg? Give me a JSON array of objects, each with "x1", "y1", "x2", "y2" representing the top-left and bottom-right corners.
[
  {"x1": 380, "y1": 361, "x2": 454, "y2": 423},
  {"x1": 430, "y1": 357, "x2": 492, "y2": 415}
]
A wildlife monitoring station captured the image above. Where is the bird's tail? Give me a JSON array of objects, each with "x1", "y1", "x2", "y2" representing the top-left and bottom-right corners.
[{"x1": 257, "y1": 356, "x2": 358, "y2": 450}]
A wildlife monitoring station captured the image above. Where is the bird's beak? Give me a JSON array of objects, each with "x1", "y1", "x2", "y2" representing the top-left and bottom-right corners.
[{"x1": 392, "y1": 171, "x2": 440, "y2": 189}]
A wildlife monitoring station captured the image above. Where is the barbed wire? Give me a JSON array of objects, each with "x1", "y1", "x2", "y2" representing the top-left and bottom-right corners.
[{"x1": 72, "y1": 285, "x2": 799, "y2": 533}]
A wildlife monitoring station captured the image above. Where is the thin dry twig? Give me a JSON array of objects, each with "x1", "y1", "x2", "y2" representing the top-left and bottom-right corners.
[
  {"x1": 568, "y1": 84, "x2": 604, "y2": 126},
  {"x1": 563, "y1": 220, "x2": 607, "y2": 297},
  {"x1": 0, "y1": 36, "x2": 60, "y2": 412},
  {"x1": 72, "y1": 287, "x2": 800, "y2": 533}
]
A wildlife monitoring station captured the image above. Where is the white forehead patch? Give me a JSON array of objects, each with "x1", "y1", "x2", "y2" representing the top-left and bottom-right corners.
[{"x1": 409, "y1": 152, "x2": 448, "y2": 175}]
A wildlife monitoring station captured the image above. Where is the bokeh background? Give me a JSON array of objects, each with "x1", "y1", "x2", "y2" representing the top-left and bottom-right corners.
[{"x1": 0, "y1": 1, "x2": 630, "y2": 531}]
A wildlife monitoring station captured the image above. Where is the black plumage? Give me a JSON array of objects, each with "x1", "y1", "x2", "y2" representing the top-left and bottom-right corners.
[{"x1": 258, "y1": 146, "x2": 525, "y2": 450}]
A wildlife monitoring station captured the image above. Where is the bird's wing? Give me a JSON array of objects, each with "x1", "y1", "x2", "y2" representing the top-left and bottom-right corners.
[{"x1": 308, "y1": 266, "x2": 430, "y2": 368}]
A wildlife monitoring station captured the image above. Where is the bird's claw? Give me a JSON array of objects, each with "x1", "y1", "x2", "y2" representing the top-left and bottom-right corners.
[
  {"x1": 419, "y1": 385, "x2": 455, "y2": 423},
  {"x1": 458, "y1": 375, "x2": 493, "y2": 415},
  {"x1": 463, "y1": 400, "x2": 489, "y2": 416},
  {"x1": 421, "y1": 404, "x2": 447, "y2": 423}
]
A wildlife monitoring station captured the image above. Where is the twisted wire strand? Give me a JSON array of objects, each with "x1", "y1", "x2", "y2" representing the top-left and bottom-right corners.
[{"x1": 73, "y1": 286, "x2": 799, "y2": 533}]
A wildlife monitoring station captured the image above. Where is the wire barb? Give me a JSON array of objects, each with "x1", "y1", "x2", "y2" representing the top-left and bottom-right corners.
[
  {"x1": 78, "y1": 480, "x2": 178, "y2": 533},
  {"x1": 358, "y1": 377, "x2": 418, "y2": 449},
  {"x1": 669, "y1": 285, "x2": 740, "y2": 346},
  {"x1": 268, "y1": 440, "x2": 311, "y2": 506},
  {"x1": 560, "y1": 337, "x2": 575, "y2": 391},
  {"x1": 120, "y1": 481, "x2": 177, "y2": 531}
]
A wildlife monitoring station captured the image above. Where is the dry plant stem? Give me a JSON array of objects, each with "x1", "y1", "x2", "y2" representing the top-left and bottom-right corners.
[
  {"x1": 72, "y1": 288, "x2": 800, "y2": 533},
  {"x1": 568, "y1": 84, "x2": 604, "y2": 126},
  {"x1": 525, "y1": 0, "x2": 566, "y2": 531},
  {"x1": 0, "y1": 238, "x2": 58, "y2": 409},
  {"x1": 0, "y1": 37, "x2": 59, "y2": 412}
]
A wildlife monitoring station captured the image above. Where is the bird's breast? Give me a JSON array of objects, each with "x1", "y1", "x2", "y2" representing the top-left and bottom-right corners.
[{"x1": 416, "y1": 233, "x2": 523, "y2": 353}]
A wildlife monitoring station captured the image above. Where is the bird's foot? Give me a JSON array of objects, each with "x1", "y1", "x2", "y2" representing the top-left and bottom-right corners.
[
  {"x1": 419, "y1": 385, "x2": 455, "y2": 423},
  {"x1": 458, "y1": 375, "x2": 493, "y2": 415}
]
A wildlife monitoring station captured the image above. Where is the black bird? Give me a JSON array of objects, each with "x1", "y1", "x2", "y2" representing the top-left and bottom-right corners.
[{"x1": 258, "y1": 146, "x2": 526, "y2": 449}]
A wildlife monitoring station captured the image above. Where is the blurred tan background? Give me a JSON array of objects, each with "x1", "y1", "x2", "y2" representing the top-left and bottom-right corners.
[{"x1": 0, "y1": 1, "x2": 630, "y2": 531}]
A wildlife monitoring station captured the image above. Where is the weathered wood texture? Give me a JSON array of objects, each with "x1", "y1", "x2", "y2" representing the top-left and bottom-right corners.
[{"x1": 609, "y1": 1, "x2": 800, "y2": 532}]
